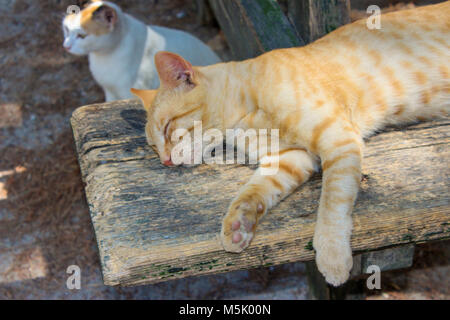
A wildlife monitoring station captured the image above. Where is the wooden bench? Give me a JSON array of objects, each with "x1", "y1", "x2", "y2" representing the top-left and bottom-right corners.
[{"x1": 70, "y1": 0, "x2": 450, "y2": 299}]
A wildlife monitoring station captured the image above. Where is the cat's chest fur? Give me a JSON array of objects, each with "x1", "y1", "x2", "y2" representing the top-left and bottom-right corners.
[
  {"x1": 88, "y1": 23, "x2": 162, "y2": 99},
  {"x1": 89, "y1": 49, "x2": 140, "y2": 98}
]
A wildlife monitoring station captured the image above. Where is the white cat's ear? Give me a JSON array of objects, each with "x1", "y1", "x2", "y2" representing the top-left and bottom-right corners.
[
  {"x1": 130, "y1": 88, "x2": 157, "y2": 112},
  {"x1": 93, "y1": 4, "x2": 117, "y2": 29},
  {"x1": 155, "y1": 51, "x2": 195, "y2": 90}
]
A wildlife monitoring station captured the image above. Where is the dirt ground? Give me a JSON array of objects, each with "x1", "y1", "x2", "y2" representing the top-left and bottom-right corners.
[{"x1": 0, "y1": 0, "x2": 448, "y2": 299}]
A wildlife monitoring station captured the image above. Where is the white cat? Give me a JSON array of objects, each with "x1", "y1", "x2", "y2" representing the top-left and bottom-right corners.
[{"x1": 62, "y1": 0, "x2": 221, "y2": 101}]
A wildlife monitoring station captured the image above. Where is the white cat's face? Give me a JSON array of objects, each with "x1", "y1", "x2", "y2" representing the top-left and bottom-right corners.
[
  {"x1": 63, "y1": 18, "x2": 90, "y2": 56},
  {"x1": 62, "y1": 1, "x2": 119, "y2": 56}
]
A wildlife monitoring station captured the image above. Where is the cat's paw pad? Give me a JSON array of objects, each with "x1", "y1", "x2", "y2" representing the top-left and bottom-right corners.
[
  {"x1": 220, "y1": 202, "x2": 263, "y2": 253},
  {"x1": 314, "y1": 239, "x2": 353, "y2": 287}
]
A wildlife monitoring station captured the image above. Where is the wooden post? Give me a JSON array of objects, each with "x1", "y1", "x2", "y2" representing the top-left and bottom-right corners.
[
  {"x1": 195, "y1": 0, "x2": 215, "y2": 26},
  {"x1": 305, "y1": 261, "x2": 331, "y2": 300},
  {"x1": 306, "y1": 244, "x2": 415, "y2": 300},
  {"x1": 208, "y1": 0, "x2": 304, "y2": 60},
  {"x1": 287, "y1": 0, "x2": 351, "y2": 44}
]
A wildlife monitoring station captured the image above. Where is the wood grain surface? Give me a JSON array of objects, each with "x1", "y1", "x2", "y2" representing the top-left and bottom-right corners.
[{"x1": 71, "y1": 100, "x2": 449, "y2": 286}]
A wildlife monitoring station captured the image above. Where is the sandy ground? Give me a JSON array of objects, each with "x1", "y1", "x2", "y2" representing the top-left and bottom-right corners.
[{"x1": 0, "y1": 0, "x2": 448, "y2": 300}]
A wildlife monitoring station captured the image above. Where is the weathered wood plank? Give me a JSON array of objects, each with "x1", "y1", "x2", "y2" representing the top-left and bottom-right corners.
[
  {"x1": 287, "y1": 0, "x2": 351, "y2": 43},
  {"x1": 208, "y1": 0, "x2": 303, "y2": 60},
  {"x1": 71, "y1": 100, "x2": 449, "y2": 286}
]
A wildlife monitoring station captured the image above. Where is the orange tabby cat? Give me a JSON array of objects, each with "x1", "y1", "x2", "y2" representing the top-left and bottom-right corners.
[{"x1": 132, "y1": 2, "x2": 449, "y2": 286}]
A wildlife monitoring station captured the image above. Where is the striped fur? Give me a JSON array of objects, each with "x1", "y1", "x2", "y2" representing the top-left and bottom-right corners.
[{"x1": 136, "y1": 2, "x2": 449, "y2": 286}]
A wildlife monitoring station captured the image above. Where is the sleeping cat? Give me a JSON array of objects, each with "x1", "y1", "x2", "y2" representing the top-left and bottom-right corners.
[
  {"x1": 132, "y1": 2, "x2": 449, "y2": 286},
  {"x1": 62, "y1": 0, "x2": 221, "y2": 101}
]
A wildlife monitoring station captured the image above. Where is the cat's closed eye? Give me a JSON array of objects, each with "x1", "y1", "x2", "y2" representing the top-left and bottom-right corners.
[
  {"x1": 77, "y1": 34, "x2": 87, "y2": 39},
  {"x1": 163, "y1": 120, "x2": 171, "y2": 139}
]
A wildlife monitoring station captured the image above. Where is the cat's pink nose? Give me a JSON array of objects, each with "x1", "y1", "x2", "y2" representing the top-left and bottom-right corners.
[{"x1": 163, "y1": 159, "x2": 174, "y2": 167}]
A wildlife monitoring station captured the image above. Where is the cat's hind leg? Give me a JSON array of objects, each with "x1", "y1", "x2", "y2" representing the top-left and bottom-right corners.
[{"x1": 221, "y1": 149, "x2": 318, "y2": 252}]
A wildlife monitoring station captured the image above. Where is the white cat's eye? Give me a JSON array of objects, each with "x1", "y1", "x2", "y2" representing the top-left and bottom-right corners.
[{"x1": 77, "y1": 34, "x2": 87, "y2": 39}]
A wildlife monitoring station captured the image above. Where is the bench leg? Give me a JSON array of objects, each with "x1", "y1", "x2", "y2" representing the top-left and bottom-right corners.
[
  {"x1": 305, "y1": 261, "x2": 365, "y2": 300},
  {"x1": 305, "y1": 261, "x2": 331, "y2": 300},
  {"x1": 306, "y1": 244, "x2": 415, "y2": 300}
]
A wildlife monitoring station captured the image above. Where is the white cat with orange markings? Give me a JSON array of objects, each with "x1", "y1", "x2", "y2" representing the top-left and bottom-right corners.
[{"x1": 62, "y1": 0, "x2": 221, "y2": 101}]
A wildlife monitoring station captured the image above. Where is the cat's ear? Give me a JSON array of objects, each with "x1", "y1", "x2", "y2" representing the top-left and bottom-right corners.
[
  {"x1": 92, "y1": 4, "x2": 117, "y2": 29},
  {"x1": 155, "y1": 51, "x2": 196, "y2": 90},
  {"x1": 131, "y1": 88, "x2": 157, "y2": 112}
]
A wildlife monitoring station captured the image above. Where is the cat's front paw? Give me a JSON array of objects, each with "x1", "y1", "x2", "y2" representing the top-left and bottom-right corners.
[
  {"x1": 220, "y1": 200, "x2": 264, "y2": 253},
  {"x1": 314, "y1": 235, "x2": 353, "y2": 287}
]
